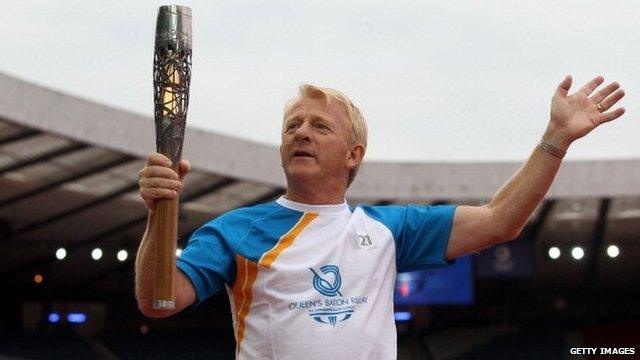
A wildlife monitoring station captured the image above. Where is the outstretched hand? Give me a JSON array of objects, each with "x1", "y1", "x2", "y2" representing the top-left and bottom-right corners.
[{"x1": 550, "y1": 75, "x2": 626, "y2": 147}]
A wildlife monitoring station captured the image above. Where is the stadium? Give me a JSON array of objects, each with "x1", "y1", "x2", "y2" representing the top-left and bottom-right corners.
[{"x1": 1, "y1": 69, "x2": 638, "y2": 359}]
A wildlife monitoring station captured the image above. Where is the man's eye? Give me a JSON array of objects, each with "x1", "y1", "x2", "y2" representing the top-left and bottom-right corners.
[
  {"x1": 315, "y1": 123, "x2": 328, "y2": 130},
  {"x1": 286, "y1": 123, "x2": 300, "y2": 131}
]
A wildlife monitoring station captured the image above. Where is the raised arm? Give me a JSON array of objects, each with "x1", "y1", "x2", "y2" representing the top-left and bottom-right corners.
[
  {"x1": 135, "y1": 153, "x2": 196, "y2": 318},
  {"x1": 446, "y1": 75, "x2": 626, "y2": 259}
]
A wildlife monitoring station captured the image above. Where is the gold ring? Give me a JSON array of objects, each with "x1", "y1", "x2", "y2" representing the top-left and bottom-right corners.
[{"x1": 596, "y1": 103, "x2": 603, "y2": 112}]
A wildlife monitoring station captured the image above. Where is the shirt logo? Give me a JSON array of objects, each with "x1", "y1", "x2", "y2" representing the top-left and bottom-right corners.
[
  {"x1": 287, "y1": 265, "x2": 368, "y2": 328},
  {"x1": 310, "y1": 265, "x2": 342, "y2": 297},
  {"x1": 308, "y1": 265, "x2": 353, "y2": 326},
  {"x1": 357, "y1": 232, "x2": 374, "y2": 248}
]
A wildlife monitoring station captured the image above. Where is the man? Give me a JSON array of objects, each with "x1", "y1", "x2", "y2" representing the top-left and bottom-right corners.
[{"x1": 136, "y1": 76, "x2": 625, "y2": 359}]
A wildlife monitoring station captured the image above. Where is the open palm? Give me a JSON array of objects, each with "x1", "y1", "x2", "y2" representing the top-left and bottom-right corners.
[{"x1": 550, "y1": 76, "x2": 625, "y2": 143}]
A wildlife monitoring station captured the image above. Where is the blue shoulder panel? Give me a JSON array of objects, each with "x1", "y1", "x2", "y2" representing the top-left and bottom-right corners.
[
  {"x1": 360, "y1": 204, "x2": 458, "y2": 272},
  {"x1": 177, "y1": 201, "x2": 305, "y2": 305},
  {"x1": 236, "y1": 205, "x2": 306, "y2": 263}
]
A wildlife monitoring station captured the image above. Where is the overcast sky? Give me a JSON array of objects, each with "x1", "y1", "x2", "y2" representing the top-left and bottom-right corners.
[{"x1": 3, "y1": 0, "x2": 638, "y2": 162}]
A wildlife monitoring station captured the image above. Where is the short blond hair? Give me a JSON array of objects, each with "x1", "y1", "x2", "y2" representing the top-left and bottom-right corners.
[{"x1": 283, "y1": 84, "x2": 368, "y2": 187}]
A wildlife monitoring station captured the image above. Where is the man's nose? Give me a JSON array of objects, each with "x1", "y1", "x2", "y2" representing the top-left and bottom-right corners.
[{"x1": 293, "y1": 121, "x2": 312, "y2": 141}]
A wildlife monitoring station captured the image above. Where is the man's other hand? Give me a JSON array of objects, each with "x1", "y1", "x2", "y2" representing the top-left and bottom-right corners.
[{"x1": 549, "y1": 75, "x2": 626, "y2": 149}]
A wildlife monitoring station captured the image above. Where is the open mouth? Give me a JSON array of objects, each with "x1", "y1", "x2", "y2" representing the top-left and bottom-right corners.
[{"x1": 293, "y1": 150, "x2": 314, "y2": 158}]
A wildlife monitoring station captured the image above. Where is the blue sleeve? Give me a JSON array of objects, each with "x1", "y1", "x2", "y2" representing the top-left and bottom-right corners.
[
  {"x1": 176, "y1": 213, "x2": 243, "y2": 306},
  {"x1": 362, "y1": 204, "x2": 458, "y2": 273}
]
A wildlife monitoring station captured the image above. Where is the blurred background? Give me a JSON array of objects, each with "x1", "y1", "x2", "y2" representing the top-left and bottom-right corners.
[{"x1": 1, "y1": 1, "x2": 638, "y2": 359}]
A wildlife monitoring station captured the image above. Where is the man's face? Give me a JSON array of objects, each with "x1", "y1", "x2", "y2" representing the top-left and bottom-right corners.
[{"x1": 280, "y1": 98, "x2": 355, "y2": 188}]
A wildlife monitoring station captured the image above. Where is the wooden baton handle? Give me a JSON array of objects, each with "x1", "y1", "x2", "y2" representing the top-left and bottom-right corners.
[{"x1": 153, "y1": 163, "x2": 179, "y2": 310}]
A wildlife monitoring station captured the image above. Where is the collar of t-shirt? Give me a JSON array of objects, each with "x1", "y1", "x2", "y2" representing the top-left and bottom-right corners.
[{"x1": 276, "y1": 195, "x2": 351, "y2": 215}]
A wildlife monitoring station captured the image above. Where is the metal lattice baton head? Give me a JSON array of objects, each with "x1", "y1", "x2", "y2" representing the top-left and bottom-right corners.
[{"x1": 153, "y1": 5, "x2": 192, "y2": 165}]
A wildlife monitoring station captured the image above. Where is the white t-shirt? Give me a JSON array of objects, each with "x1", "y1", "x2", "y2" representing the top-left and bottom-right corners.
[{"x1": 177, "y1": 196, "x2": 457, "y2": 359}]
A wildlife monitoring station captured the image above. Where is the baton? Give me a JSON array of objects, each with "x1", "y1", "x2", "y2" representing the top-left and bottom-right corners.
[{"x1": 152, "y1": 4, "x2": 192, "y2": 310}]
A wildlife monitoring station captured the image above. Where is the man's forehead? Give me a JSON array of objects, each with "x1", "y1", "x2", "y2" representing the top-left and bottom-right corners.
[{"x1": 286, "y1": 98, "x2": 349, "y2": 120}]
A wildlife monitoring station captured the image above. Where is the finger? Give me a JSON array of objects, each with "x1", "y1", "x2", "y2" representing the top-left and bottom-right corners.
[
  {"x1": 178, "y1": 159, "x2": 191, "y2": 180},
  {"x1": 138, "y1": 177, "x2": 183, "y2": 191},
  {"x1": 555, "y1": 75, "x2": 572, "y2": 98},
  {"x1": 578, "y1": 76, "x2": 605, "y2": 96},
  {"x1": 146, "y1": 152, "x2": 173, "y2": 167},
  {"x1": 138, "y1": 166, "x2": 179, "y2": 180},
  {"x1": 141, "y1": 188, "x2": 178, "y2": 200},
  {"x1": 598, "y1": 89, "x2": 625, "y2": 112},
  {"x1": 591, "y1": 82, "x2": 620, "y2": 104},
  {"x1": 598, "y1": 107, "x2": 625, "y2": 125}
]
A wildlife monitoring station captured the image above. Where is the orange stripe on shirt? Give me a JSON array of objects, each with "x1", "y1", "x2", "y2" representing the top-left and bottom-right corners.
[
  {"x1": 232, "y1": 255, "x2": 247, "y2": 325},
  {"x1": 259, "y1": 212, "x2": 318, "y2": 268},
  {"x1": 232, "y1": 213, "x2": 317, "y2": 355},
  {"x1": 232, "y1": 255, "x2": 259, "y2": 357}
]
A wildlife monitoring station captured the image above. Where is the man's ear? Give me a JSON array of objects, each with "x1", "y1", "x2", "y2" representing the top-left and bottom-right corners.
[
  {"x1": 346, "y1": 144, "x2": 365, "y2": 169},
  {"x1": 279, "y1": 144, "x2": 285, "y2": 166}
]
